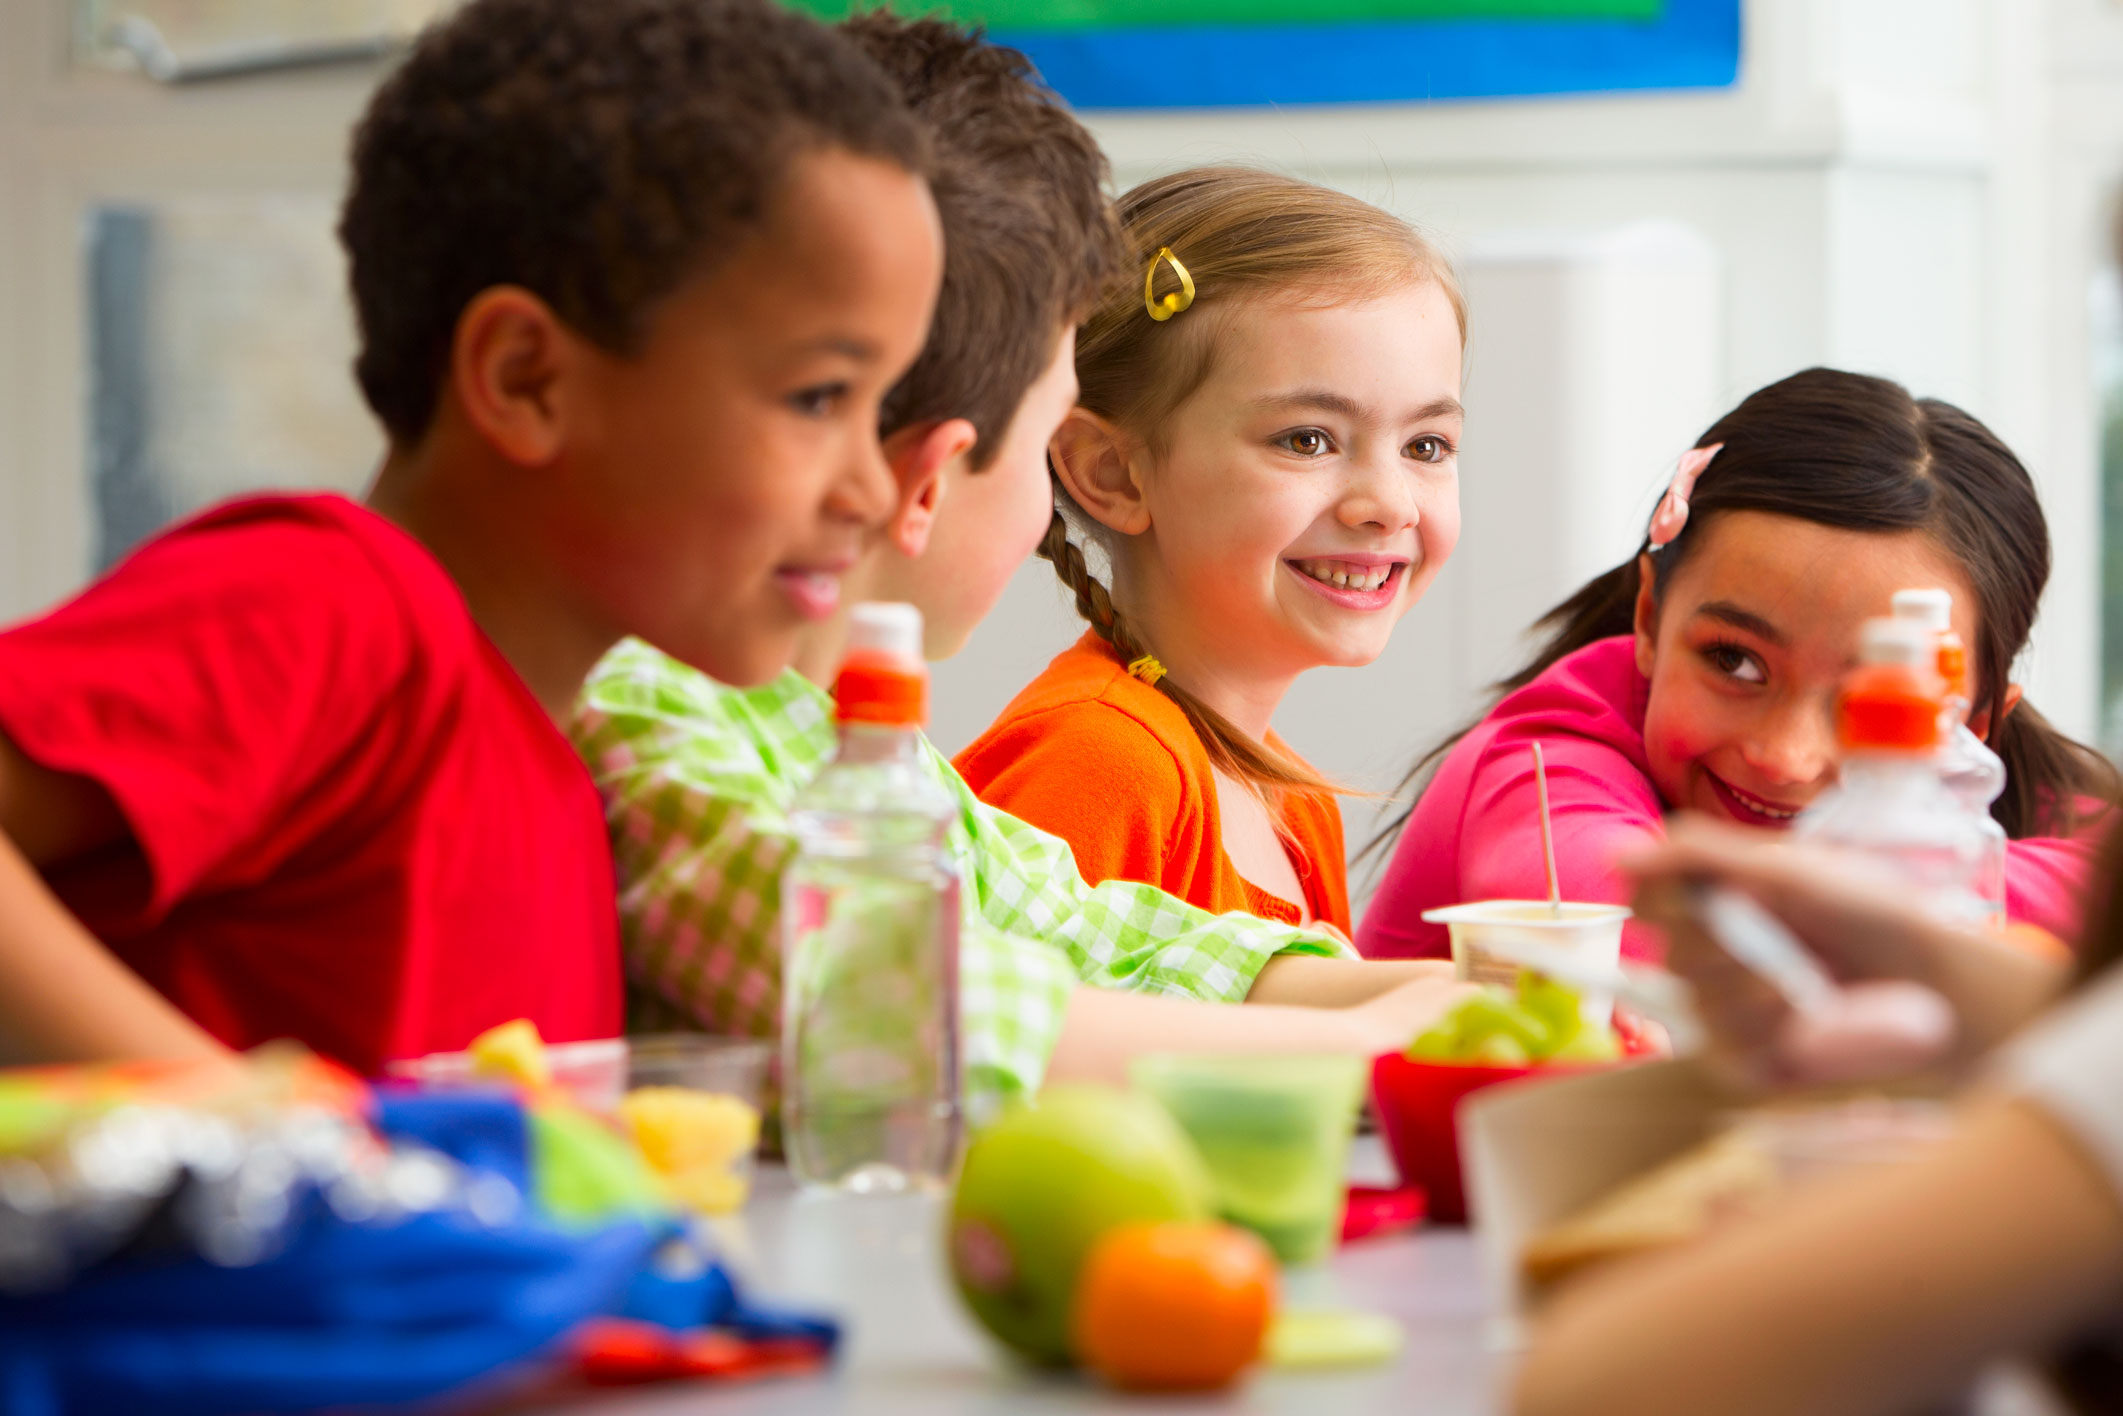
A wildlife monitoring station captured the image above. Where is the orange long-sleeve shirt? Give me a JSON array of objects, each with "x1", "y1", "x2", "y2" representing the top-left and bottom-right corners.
[{"x1": 954, "y1": 633, "x2": 1350, "y2": 933}]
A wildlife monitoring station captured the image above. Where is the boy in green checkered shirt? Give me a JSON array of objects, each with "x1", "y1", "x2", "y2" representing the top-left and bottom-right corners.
[{"x1": 572, "y1": 16, "x2": 1466, "y2": 1121}]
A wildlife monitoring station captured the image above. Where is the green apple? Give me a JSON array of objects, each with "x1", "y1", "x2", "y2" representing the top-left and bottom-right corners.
[{"x1": 947, "y1": 1084, "x2": 1212, "y2": 1364}]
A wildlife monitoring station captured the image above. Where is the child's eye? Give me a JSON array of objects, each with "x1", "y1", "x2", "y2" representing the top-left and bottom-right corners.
[
  {"x1": 1406, "y1": 434, "x2": 1455, "y2": 464},
  {"x1": 1275, "y1": 428, "x2": 1333, "y2": 457},
  {"x1": 787, "y1": 382, "x2": 849, "y2": 417},
  {"x1": 1704, "y1": 642, "x2": 1767, "y2": 684}
]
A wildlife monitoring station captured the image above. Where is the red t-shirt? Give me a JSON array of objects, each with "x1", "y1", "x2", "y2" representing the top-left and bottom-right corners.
[{"x1": 0, "y1": 494, "x2": 621, "y2": 1074}]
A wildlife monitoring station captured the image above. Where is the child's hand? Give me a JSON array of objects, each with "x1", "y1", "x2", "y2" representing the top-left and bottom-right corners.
[
  {"x1": 1624, "y1": 820, "x2": 2063, "y2": 1082},
  {"x1": 1348, "y1": 973, "x2": 1483, "y2": 1057}
]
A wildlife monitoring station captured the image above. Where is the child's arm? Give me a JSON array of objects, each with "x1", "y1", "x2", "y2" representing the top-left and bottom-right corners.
[
  {"x1": 0, "y1": 735, "x2": 228, "y2": 1064},
  {"x1": 1048, "y1": 970, "x2": 1474, "y2": 1086},
  {"x1": 1513, "y1": 1097, "x2": 2123, "y2": 1416},
  {"x1": 1243, "y1": 954, "x2": 1454, "y2": 1006}
]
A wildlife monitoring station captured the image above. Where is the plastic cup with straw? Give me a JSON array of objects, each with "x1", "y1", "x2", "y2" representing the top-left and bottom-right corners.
[{"x1": 1420, "y1": 740, "x2": 1630, "y2": 1024}]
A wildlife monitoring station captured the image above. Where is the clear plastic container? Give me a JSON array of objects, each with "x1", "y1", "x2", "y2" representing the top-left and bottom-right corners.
[
  {"x1": 622, "y1": 1035, "x2": 770, "y2": 1214},
  {"x1": 1891, "y1": 589, "x2": 2007, "y2": 924},
  {"x1": 383, "y1": 1037, "x2": 628, "y2": 1112},
  {"x1": 1132, "y1": 1053, "x2": 1366, "y2": 1265},
  {"x1": 781, "y1": 604, "x2": 963, "y2": 1194},
  {"x1": 1796, "y1": 617, "x2": 1993, "y2": 926}
]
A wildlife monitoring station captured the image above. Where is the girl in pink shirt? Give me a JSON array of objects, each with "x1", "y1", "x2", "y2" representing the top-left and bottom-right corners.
[{"x1": 1360, "y1": 367, "x2": 2118, "y2": 963}]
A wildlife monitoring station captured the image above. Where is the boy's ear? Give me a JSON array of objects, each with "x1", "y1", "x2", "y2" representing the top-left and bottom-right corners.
[
  {"x1": 1632, "y1": 552, "x2": 1661, "y2": 679},
  {"x1": 448, "y1": 285, "x2": 574, "y2": 467},
  {"x1": 1049, "y1": 408, "x2": 1150, "y2": 536},
  {"x1": 881, "y1": 418, "x2": 979, "y2": 559}
]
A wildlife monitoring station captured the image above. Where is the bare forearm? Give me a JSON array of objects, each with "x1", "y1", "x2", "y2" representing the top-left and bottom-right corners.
[
  {"x1": 1047, "y1": 987, "x2": 1372, "y2": 1086},
  {"x1": 1515, "y1": 1099, "x2": 2123, "y2": 1416},
  {"x1": 0, "y1": 832, "x2": 228, "y2": 1066},
  {"x1": 1049, "y1": 968, "x2": 1473, "y2": 1087},
  {"x1": 1923, "y1": 931, "x2": 2067, "y2": 1060},
  {"x1": 1244, "y1": 954, "x2": 1452, "y2": 1007}
]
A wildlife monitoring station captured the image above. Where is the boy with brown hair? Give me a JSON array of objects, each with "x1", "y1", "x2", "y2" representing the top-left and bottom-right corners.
[
  {"x1": 574, "y1": 15, "x2": 1464, "y2": 1120},
  {"x1": 0, "y1": 0, "x2": 943, "y2": 1073}
]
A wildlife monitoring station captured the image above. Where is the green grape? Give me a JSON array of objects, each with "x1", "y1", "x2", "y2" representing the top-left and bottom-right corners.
[
  {"x1": 1405, "y1": 973, "x2": 1625, "y2": 1065},
  {"x1": 1515, "y1": 972, "x2": 1582, "y2": 1055},
  {"x1": 1468, "y1": 1031, "x2": 1532, "y2": 1066},
  {"x1": 1549, "y1": 1023, "x2": 1623, "y2": 1063},
  {"x1": 1406, "y1": 1022, "x2": 1463, "y2": 1061}
]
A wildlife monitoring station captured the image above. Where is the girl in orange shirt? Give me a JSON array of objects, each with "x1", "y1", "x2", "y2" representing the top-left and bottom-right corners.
[{"x1": 957, "y1": 167, "x2": 1465, "y2": 937}]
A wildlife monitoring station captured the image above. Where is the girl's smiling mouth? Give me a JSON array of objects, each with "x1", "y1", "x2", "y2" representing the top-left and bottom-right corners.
[
  {"x1": 1284, "y1": 555, "x2": 1408, "y2": 609},
  {"x1": 1702, "y1": 767, "x2": 1806, "y2": 827}
]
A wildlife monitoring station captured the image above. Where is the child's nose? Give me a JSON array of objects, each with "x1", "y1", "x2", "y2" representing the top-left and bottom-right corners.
[
  {"x1": 1741, "y1": 702, "x2": 1836, "y2": 787},
  {"x1": 1337, "y1": 455, "x2": 1418, "y2": 531},
  {"x1": 832, "y1": 431, "x2": 900, "y2": 528}
]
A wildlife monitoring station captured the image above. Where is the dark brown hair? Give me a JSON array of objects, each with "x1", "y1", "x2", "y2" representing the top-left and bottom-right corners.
[
  {"x1": 841, "y1": 14, "x2": 1120, "y2": 469},
  {"x1": 339, "y1": 0, "x2": 926, "y2": 446},
  {"x1": 1049, "y1": 166, "x2": 1464, "y2": 797},
  {"x1": 1373, "y1": 367, "x2": 2119, "y2": 858}
]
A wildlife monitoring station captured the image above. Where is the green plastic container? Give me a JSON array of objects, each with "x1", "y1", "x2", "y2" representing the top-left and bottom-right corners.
[{"x1": 1130, "y1": 1053, "x2": 1366, "y2": 1265}]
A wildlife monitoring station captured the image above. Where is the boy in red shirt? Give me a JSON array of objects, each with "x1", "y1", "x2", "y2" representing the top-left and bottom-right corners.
[{"x1": 0, "y1": 0, "x2": 942, "y2": 1075}]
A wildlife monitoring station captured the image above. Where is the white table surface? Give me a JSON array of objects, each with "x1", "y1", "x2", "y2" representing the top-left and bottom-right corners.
[{"x1": 525, "y1": 1137, "x2": 1506, "y2": 1415}]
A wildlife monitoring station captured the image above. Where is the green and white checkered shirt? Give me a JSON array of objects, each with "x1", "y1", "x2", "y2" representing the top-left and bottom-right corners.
[{"x1": 571, "y1": 638, "x2": 1348, "y2": 1119}]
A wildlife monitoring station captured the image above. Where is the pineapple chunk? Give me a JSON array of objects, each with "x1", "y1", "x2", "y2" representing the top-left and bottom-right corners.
[
  {"x1": 468, "y1": 1018, "x2": 551, "y2": 1088},
  {"x1": 620, "y1": 1086, "x2": 760, "y2": 1174},
  {"x1": 662, "y1": 1164, "x2": 751, "y2": 1215}
]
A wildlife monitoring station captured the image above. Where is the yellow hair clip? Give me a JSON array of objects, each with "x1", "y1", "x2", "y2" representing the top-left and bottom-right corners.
[
  {"x1": 1127, "y1": 654, "x2": 1167, "y2": 685},
  {"x1": 1143, "y1": 247, "x2": 1195, "y2": 323}
]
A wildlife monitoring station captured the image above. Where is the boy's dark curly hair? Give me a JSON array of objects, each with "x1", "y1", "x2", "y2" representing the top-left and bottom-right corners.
[
  {"x1": 841, "y1": 13, "x2": 1119, "y2": 469},
  {"x1": 339, "y1": 0, "x2": 928, "y2": 446}
]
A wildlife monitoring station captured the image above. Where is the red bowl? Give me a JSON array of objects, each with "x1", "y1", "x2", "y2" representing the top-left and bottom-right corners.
[{"x1": 1371, "y1": 1052, "x2": 1578, "y2": 1225}]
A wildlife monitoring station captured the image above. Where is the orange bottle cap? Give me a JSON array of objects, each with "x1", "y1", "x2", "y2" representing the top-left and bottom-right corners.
[
  {"x1": 1936, "y1": 633, "x2": 1968, "y2": 699},
  {"x1": 1837, "y1": 662, "x2": 1942, "y2": 752},
  {"x1": 834, "y1": 648, "x2": 927, "y2": 726}
]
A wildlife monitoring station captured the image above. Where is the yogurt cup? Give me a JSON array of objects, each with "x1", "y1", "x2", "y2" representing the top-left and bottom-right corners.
[{"x1": 1419, "y1": 900, "x2": 1632, "y2": 1024}]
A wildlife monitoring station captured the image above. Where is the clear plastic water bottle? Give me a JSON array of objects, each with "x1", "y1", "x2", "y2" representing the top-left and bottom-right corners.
[
  {"x1": 782, "y1": 603, "x2": 963, "y2": 1193},
  {"x1": 1891, "y1": 588, "x2": 2007, "y2": 925},
  {"x1": 1794, "y1": 617, "x2": 1993, "y2": 926}
]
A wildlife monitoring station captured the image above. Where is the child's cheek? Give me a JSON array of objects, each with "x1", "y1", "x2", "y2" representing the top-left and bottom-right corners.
[
  {"x1": 1422, "y1": 498, "x2": 1462, "y2": 569},
  {"x1": 1639, "y1": 675, "x2": 1723, "y2": 809}
]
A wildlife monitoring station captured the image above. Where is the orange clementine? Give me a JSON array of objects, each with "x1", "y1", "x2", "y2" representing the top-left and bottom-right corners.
[{"x1": 1070, "y1": 1221, "x2": 1276, "y2": 1390}]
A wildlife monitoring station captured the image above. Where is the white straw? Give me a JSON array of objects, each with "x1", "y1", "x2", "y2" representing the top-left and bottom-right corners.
[{"x1": 1532, "y1": 741, "x2": 1561, "y2": 915}]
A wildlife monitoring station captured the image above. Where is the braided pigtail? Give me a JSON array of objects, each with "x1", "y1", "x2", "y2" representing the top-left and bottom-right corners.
[{"x1": 1039, "y1": 492, "x2": 1341, "y2": 797}]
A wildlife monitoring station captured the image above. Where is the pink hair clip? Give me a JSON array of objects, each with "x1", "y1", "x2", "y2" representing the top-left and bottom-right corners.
[{"x1": 1647, "y1": 443, "x2": 1722, "y2": 549}]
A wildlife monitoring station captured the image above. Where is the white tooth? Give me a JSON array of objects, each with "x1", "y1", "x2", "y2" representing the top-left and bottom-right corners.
[{"x1": 1333, "y1": 572, "x2": 1351, "y2": 588}]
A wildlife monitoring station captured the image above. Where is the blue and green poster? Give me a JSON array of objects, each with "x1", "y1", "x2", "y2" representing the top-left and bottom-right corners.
[{"x1": 791, "y1": 0, "x2": 1740, "y2": 108}]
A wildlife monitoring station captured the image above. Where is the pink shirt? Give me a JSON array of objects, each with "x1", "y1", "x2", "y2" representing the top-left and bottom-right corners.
[{"x1": 1357, "y1": 636, "x2": 2101, "y2": 963}]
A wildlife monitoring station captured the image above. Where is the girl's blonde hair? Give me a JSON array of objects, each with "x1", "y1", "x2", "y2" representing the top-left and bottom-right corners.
[{"x1": 1042, "y1": 166, "x2": 1465, "y2": 797}]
